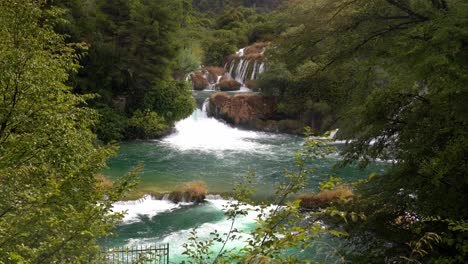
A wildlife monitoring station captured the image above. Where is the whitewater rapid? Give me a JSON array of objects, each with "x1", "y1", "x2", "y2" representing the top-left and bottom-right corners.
[
  {"x1": 111, "y1": 195, "x2": 275, "y2": 262},
  {"x1": 161, "y1": 100, "x2": 286, "y2": 154}
]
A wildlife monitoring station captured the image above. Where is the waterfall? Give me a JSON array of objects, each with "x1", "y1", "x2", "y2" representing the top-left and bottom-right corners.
[
  {"x1": 259, "y1": 62, "x2": 265, "y2": 74},
  {"x1": 161, "y1": 98, "x2": 271, "y2": 153},
  {"x1": 189, "y1": 43, "x2": 268, "y2": 91},
  {"x1": 223, "y1": 46, "x2": 266, "y2": 87},
  {"x1": 250, "y1": 61, "x2": 258, "y2": 80}
]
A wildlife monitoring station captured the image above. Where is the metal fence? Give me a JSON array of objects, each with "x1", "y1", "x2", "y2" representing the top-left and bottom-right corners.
[{"x1": 99, "y1": 244, "x2": 169, "y2": 264}]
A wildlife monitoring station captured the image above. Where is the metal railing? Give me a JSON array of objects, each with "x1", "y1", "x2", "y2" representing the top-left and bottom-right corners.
[{"x1": 99, "y1": 244, "x2": 169, "y2": 264}]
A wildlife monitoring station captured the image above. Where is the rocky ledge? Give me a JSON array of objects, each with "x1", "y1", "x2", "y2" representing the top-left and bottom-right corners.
[{"x1": 207, "y1": 92, "x2": 306, "y2": 134}]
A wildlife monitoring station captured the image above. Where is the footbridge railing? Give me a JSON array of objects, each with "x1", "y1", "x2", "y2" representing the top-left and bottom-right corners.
[{"x1": 99, "y1": 243, "x2": 169, "y2": 264}]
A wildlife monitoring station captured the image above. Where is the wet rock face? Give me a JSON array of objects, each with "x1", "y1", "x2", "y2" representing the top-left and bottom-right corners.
[
  {"x1": 203, "y1": 66, "x2": 225, "y2": 84},
  {"x1": 208, "y1": 93, "x2": 277, "y2": 125},
  {"x1": 207, "y1": 92, "x2": 309, "y2": 134}
]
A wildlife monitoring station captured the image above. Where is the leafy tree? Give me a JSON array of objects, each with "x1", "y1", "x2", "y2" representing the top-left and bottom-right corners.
[
  {"x1": 143, "y1": 80, "x2": 195, "y2": 124},
  {"x1": 203, "y1": 38, "x2": 238, "y2": 66},
  {"x1": 176, "y1": 48, "x2": 202, "y2": 73},
  {"x1": 0, "y1": 1, "x2": 138, "y2": 262},
  {"x1": 56, "y1": 0, "x2": 195, "y2": 142},
  {"x1": 126, "y1": 110, "x2": 170, "y2": 140},
  {"x1": 263, "y1": 0, "x2": 468, "y2": 262}
]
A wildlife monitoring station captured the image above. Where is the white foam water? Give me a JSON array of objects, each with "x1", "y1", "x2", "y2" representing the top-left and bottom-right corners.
[
  {"x1": 120, "y1": 197, "x2": 277, "y2": 263},
  {"x1": 162, "y1": 107, "x2": 274, "y2": 153},
  {"x1": 112, "y1": 195, "x2": 185, "y2": 224}
]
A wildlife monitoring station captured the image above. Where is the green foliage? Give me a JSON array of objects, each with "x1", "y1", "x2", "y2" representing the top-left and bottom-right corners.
[
  {"x1": 126, "y1": 110, "x2": 170, "y2": 140},
  {"x1": 176, "y1": 48, "x2": 202, "y2": 73},
  {"x1": 203, "y1": 36, "x2": 238, "y2": 66},
  {"x1": 0, "y1": 1, "x2": 138, "y2": 262},
  {"x1": 332, "y1": 2, "x2": 467, "y2": 260},
  {"x1": 256, "y1": 0, "x2": 468, "y2": 262},
  {"x1": 258, "y1": 63, "x2": 291, "y2": 97},
  {"x1": 144, "y1": 80, "x2": 195, "y2": 124},
  {"x1": 95, "y1": 104, "x2": 128, "y2": 142},
  {"x1": 55, "y1": 0, "x2": 195, "y2": 141}
]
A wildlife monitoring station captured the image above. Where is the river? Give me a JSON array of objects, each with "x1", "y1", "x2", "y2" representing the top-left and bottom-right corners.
[{"x1": 101, "y1": 91, "x2": 387, "y2": 263}]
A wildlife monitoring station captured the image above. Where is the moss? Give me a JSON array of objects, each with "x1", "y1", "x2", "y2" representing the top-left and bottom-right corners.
[{"x1": 244, "y1": 53, "x2": 264, "y2": 61}]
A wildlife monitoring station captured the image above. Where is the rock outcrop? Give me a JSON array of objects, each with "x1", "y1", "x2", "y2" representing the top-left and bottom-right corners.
[{"x1": 207, "y1": 92, "x2": 306, "y2": 134}]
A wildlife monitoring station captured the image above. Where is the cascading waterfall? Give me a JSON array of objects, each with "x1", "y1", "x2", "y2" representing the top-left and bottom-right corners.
[
  {"x1": 225, "y1": 49, "x2": 266, "y2": 85},
  {"x1": 188, "y1": 43, "x2": 269, "y2": 91},
  {"x1": 162, "y1": 99, "x2": 269, "y2": 152}
]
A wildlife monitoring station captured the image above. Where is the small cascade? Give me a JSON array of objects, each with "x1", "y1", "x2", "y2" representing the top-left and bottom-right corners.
[
  {"x1": 112, "y1": 195, "x2": 182, "y2": 224},
  {"x1": 225, "y1": 52, "x2": 266, "y2": 85},
  {"x1": 187, "y1": 42, "x2": 270, "y2": 91},
  {"x1": 161, "y1": 99, "x2": 268, "y2": 152}
]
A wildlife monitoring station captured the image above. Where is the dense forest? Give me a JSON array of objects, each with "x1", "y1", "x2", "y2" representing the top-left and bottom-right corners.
[{"x1": 0, "y1": 0, "x2": 466, "y2": 263}]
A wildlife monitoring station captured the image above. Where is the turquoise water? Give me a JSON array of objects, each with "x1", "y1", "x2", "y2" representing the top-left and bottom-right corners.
[{"x1": 102, "y1": 91, "x2": 387, "y2": 263}]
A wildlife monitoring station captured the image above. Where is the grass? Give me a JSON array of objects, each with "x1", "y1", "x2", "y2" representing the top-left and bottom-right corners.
[
  {"x1": 298, "y1": 188, "x2": 353, "y2": 209},
  {"x1": 95, "y1": 174, "x2": 113, "y2": 190},
  {"x1": 168, "y1": 181, "x2": 208, "y2": 203}
]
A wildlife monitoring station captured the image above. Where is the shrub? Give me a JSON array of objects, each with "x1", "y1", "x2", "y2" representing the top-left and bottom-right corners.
[
  {"x1": 95, "y1": 105, "x2": 128, "y2": 143},
  {"x1": 144, "y1": 80, "x2": 195, "y2": 124},
  {"x1": 203, "y1": 38, "x2": 237, "y2": 66},
  {"x1": 126, "y1": 110, "x2": 170, "y2": 139}
]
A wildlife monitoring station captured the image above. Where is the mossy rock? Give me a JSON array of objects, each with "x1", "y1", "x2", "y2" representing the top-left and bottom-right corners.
[
  {"x1": 216, "y1": 79, "x2": 242, "y2": 91},
  {"x1": 191, "y1": 72, "x2": 209, "y2": 90}
]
